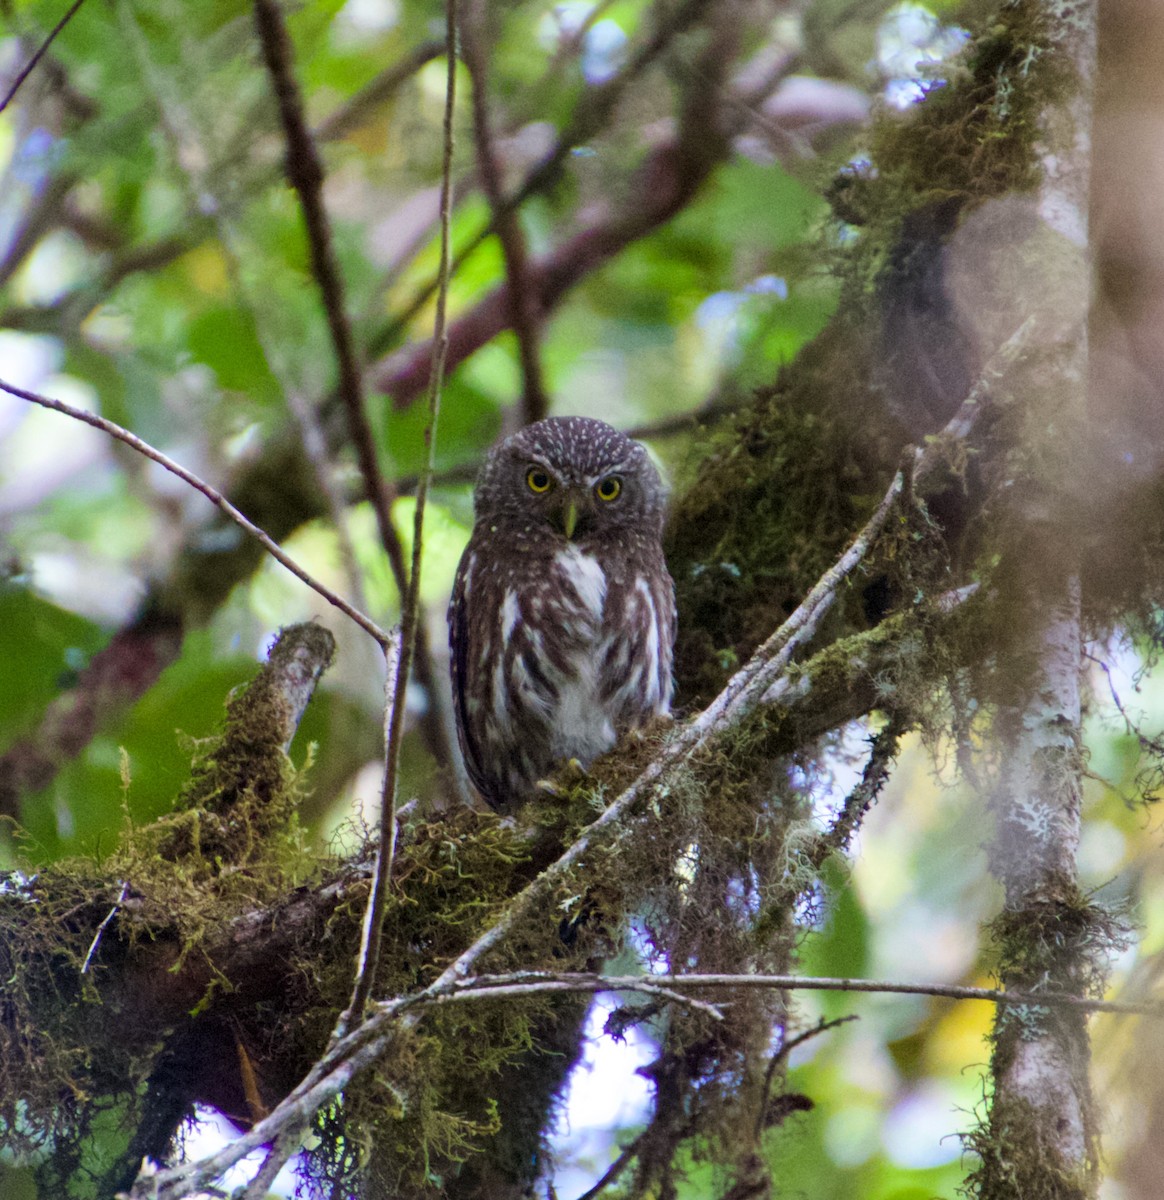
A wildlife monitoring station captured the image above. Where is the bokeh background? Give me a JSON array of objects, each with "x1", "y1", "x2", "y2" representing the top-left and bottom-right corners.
[{"x1": 2, "y1": 0, "x2": 1163, "y2": 1196}]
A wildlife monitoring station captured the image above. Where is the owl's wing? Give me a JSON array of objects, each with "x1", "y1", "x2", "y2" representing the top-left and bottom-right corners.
[{"x1": 447, "y1": 550, "x2": 491, "y2": 802}]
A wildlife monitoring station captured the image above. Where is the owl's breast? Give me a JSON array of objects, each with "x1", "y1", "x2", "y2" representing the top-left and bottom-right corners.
[
  {"x1": 534, "y1": 545, "x2": 616, "y2": 761},
  {"x1": 451, "y1": 532, "x2": 673, "y2": 806}
]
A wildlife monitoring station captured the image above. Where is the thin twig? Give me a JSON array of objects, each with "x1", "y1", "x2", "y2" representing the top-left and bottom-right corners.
[
  {"x1": 571, "y1": 1127, "x2": 649, "y2": 1200},
  {"x1": 338, "y1": 0, "x2": 459, "y2": 1037},
  {"x1": 0, "y1": 0, "x2": 89, "y2": 116},
  {"x1": 755, "y1": 1015, "x2": 858, "y2": 1141},
  {"x1": 252, "y1": 0, "x2": 456, "y2": 776},
  {"x1": 413, "y1": 970, "x2": 1163, "y2": 1019},
  {"x1": 407, "y1": 974, "x2": 725, "y2": 1021},
  {"x1": 80, "y1": 881, "x2": 128, "y2": 975},
  {"x1": 0, "y1": 379, "x2": 390, "y2": 647}
]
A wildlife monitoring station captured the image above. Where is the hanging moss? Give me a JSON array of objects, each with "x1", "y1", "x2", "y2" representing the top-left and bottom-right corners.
[{"x1": 666, "y1": 0, "x2": 1079, "y2": 709}]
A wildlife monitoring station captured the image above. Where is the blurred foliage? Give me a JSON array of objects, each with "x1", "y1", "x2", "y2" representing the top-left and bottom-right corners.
[{"x1": 1, "y1": 0, "x2": 1163, "y2": 1197}]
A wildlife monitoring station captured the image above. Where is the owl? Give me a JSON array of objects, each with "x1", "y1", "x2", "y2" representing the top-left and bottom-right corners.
[{"x1": 448, "y1": 416, "x2": 676, "y2": 811}]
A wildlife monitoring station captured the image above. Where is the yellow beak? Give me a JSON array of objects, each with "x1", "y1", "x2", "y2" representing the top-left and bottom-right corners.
[{"x1": 563, "y1": 501, "x2": 578, "y2": 540}]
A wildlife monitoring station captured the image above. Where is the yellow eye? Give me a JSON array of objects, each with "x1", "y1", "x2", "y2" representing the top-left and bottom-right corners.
[
  {"x1": 595, "y1": 476, "x2": 622, "y2": 502},
  {"x1": 526, "y1": 467, "x2": 552, "y2": 494}
]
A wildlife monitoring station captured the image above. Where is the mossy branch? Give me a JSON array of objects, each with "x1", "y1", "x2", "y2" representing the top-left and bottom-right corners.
[{"x1": 125, "y1": 322, "x2": 1034, "y2": 1195}]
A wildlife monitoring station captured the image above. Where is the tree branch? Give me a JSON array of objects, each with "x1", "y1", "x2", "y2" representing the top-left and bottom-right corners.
[
  {"x1": 0, "y1": 379, "x2": 390, "y2": 647},
  {"x1": 370, "y1": 7, "x2": 790, "y2": 409},
  {"x1": 415, "y1": 970, "x2": 1164, "y2": 1020},
  {"x1": 0, "y1": 0, "x2": 89, "y2": 116}
]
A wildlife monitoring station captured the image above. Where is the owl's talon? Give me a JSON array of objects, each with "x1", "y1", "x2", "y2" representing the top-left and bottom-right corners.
[
  {"x1": 535, "y1": 759, "x2": 589, "y2": 797},
  {"x1": 563, "y1": 757, "x2": 588, "y2": 781}
]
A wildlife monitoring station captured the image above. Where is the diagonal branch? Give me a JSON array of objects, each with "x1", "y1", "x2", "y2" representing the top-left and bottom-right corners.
[
  {"x1": 371, "y1": 3, "x2": 784, "y2": 408},
  {"x1": 0, "y1": 379, "x2": 390, "y2": 647},
  {"x1": 0, "y1": 0, "x2": 90, "y2": 116},
  {"x1": 252, "y1": 0, "x2": 408, "y2": 594}
]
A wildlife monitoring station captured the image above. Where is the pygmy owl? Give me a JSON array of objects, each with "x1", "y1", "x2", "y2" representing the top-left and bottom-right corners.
[{"x1": 448, "y1": 416, "x2": 676, "y2": 810}]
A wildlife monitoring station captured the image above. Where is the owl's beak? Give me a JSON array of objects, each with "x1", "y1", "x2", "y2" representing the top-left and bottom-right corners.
[{"x1": 552, "y1": 490, "x2": 592, "y2": 539}]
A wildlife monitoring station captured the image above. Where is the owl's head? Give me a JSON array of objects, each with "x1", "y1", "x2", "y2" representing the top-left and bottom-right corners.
[{"x1": 475, "y1": 416, "x2": 667, "y2": 542}]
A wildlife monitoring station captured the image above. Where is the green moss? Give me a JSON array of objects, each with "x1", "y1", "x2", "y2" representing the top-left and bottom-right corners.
[
  {"x1": 959, "y1": 893, "x2": 1129, "y2": 1200},
  {"x1": 666, "y1": 0, "x2": 1078, "y2": 704},
  {"x1": 964, "y1": 1092, "x2": 1094, "y2": 1200}
]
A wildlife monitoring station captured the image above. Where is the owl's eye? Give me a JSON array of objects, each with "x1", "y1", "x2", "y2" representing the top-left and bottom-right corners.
[
  {"x1": 526, "y1": 467, "x2": 553, "y2": 494},
  {"x1": 595, "y1": 475, "x2": 622, "y2": 502}
]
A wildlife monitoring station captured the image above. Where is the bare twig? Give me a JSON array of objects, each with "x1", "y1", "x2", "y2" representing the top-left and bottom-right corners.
[
  {"x1": 0, "y1": 379, "x2": 390, "y2": 647},
  {"x1": 252, "y1": 0, "x2": 456, "y2": 777},
  {"x1": 591, "y1": 974, "x2": 1157, "y2": 1016},
  {"x1": 755, "y1": 1015, "x2": 858, "y2": 1141},
  {"x1": 462, "y1": 0, "x2": 547, "y2": 423},
  {"x1": 0, "y1": 0, "x2": 90, "y2": 116},
  {"x1": 412, "y1": 973, "x2": 726, "y2": 1021},
  {"x1": 80, "y1": 881, "x2": 128, "y2": 975},
  {"x1": 338, "y1": 0, "x2": 459, "y2": 1037}
]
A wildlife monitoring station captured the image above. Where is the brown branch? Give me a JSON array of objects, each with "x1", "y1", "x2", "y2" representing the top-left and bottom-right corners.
[
  {"x1": 252, "y1": 0, "x2": 457, "y2": 778},
  {"x1": 0, "y1": 379, "x2": 390, "y2": 647},
  {"x1": 252, "y1": 0, "x2": 404, "y2": 587},
  {"x1": 361, "y1": 0, "x2": 717, "y2": 367},
  {"x1": 462, "y1": 0, "x2": 547, "y2": 423},
  {"x1": 0, "y1": 0, "x2": 90, "y2": 116},
  {"x1": 371, "y1": 131, "x2": 713, "y2": 405}
]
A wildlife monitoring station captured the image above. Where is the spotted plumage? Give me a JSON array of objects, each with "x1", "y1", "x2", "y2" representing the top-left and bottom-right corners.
[{"x1": 448, "y1": 416, "x2": 676, "y2": 810}]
